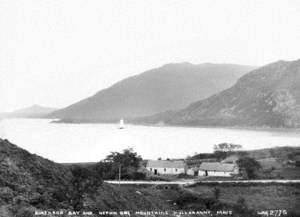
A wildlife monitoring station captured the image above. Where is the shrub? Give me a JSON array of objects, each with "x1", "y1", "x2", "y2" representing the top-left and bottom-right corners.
[
  {"x1": 15, "y1": 207, "x2": 34, "y2": 217},
  {"x1": 177, "y1": 173, "x2": 192, "y2": 179},
  {"x1": 69, "y1": 165, "x2": 103, "y2": 209},
  {"x1": 237, "y1": 157, "x2": 261, "y2": 179},
  {"x1": 213, "y1": 188, "x2": 220, "y2": 200}
]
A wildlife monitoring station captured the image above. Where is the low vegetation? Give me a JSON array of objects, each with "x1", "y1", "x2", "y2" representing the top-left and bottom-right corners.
[
  {"x1": 237, "y1": 157, "x2": 261, "y2": 179},
  {"x1": 187, "y1": 183, "x2": 300, "y2": 214}
]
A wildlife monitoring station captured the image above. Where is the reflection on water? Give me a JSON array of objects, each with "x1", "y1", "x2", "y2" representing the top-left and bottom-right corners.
[{"x1": 0, "y1": 118, "x2": 299, "y2": 163}]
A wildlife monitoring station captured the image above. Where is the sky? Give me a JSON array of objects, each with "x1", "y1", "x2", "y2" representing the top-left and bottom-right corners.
[{"x1": 1, "y1": 0, "x2": 300, "y2": 112}]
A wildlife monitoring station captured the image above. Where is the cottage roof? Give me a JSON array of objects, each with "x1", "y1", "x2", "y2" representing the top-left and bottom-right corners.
[
  {"x1": 186, "y1": 158, "x2": 218, "y2": 166},
  {"x1": 147, "y1": 160, "x2": 185, "y2": 169},
  {"x1": 199, "y1": 162, "x2": 236, "y2": 172}
]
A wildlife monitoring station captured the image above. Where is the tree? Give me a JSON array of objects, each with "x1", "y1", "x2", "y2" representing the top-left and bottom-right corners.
[
  {"x1": 236, "y1": 157, "x2": 261, "y2": 179},
  {"x1": 105, "y1": 148, "x2": 142, "y2": 170},
  {"x1": 95, "y1": 148, "x2": 143, "y2": 180},
  {"x1": 214, "y1": 143, "x2": 242, "y2": 152}
]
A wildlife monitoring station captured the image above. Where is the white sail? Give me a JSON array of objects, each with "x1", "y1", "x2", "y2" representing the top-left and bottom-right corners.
[{"x1": 119, "y1": 119, "x2": 125, "y2": 129}]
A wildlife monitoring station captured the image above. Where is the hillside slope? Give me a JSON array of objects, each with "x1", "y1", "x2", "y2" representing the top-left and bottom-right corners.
[
  {"x1": 50, "y1": 63, "x2": 254, "y2": 122},
  {"x1": 0, "y1": 139, "x2": 174, "y2": 216},
  {"x1": 0, "y1": 138, "x2": 73, "y2": 215},
  {"x1": 139, "y1": 59, "x2": 300, "y2": 128},
  {"x1": 4, "y1": 105, "x2": 58, "y2": 118}
]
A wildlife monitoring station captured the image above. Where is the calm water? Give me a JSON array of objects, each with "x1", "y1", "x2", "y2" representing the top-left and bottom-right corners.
[{"x1": 0, "y1": 118, "x2": 300, "y2": 163}]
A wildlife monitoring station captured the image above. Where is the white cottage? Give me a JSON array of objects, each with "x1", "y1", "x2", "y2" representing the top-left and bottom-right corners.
[
  {"x1": 198, "y1": 162, "x2": 239, "y2": 177},
  {"x1": 146, "y1": 160, "x2": 186, "y2": 175}
]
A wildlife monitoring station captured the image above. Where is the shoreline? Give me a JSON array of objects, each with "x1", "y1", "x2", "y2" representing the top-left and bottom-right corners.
[{"x1": 49, "y1": 118, "x2": 300, "y2": 132}]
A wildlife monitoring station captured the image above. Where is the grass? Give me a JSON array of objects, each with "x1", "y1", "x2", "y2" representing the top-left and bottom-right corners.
[
  {"x1": 113, "y1": 183, "x2": 300, "y2": 216},
  {"x1": 187, "y1": 183, "x2": 300, "y2": 211}
]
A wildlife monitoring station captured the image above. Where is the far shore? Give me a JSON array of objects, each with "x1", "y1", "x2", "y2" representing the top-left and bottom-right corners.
[{"x1": 49, "y1": 118, "x2": 300, "y2": 132}]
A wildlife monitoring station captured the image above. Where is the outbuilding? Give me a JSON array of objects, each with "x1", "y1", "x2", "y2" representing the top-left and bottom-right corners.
[
  {"x1": 198, "y1": 162, "x2": 238, "y2": 177},
  {"x1": 146, "y1": 160, "x2": 186, "y2": 175}
]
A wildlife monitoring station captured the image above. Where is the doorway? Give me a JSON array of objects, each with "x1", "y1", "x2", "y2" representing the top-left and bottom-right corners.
[{"x1": 154, "y1": 169, "x2": 157, "y2": 175}]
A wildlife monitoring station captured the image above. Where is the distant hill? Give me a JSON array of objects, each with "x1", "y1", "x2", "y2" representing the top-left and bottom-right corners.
[
  {"x1": 3, "y1": 105, "x2": 58, "y2": 118},
  {"x1": 50, "y1": 63, "x2": 254, "y2": 122},
  {"x1": 138, "y1": 59, "x2": 300, "y2": 128}
]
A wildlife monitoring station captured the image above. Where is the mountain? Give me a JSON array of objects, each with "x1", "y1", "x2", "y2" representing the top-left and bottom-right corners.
[
  {"x1": 50, "y1": 63, "x2": 254, "y2": 122},
  {"x1": 4, "y1": 105, "x2": 57, "y2": 118},
  {"x1": 137, "y1": 59, "x2": 300, "y2": 128}
]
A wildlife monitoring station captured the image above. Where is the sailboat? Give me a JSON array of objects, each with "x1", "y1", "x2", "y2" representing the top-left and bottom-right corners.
[{"x1": 119, "y1": 119, "x2": 125, "y2": 129}]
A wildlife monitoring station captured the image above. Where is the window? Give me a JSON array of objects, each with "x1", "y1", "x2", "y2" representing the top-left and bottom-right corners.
[
  {"x1": 164, "y1": 168, "x2": 166, "y2": 172},
  {"x1": 175, "y1": 168, "x2": 178, "y2": 172},
  {"x1": 150, "y1": 168, "x2": 152, "y2": 171}
]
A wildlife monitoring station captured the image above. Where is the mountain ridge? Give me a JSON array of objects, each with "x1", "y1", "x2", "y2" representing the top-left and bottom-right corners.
[
  {"x1": 135, "y1": 59, "x2": 300, "y2": 128},
  {"x1": 2, "y1": 105, "x2": 58, "y2": 119},
  {"x1": 50, "y1": 62, "x2": 255, "y2": 122}
]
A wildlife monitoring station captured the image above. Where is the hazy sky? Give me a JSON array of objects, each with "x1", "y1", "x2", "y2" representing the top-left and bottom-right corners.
[{"x1": 1, "y1": 0, "x2": 300, "y2": 112}]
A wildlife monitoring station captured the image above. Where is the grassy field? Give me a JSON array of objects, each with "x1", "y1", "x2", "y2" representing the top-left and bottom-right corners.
[
  {"x1": 187, "y1": 183, "x2": 300, "y2": 211},
  {"x1": 104, "y1": 183, "x2": 300, "y2": 216}
]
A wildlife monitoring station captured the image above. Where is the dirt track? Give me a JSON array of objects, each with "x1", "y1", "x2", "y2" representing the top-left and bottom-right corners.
[{"x1": 105, "y1": 179, "x2": 300, "y2": 186}]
